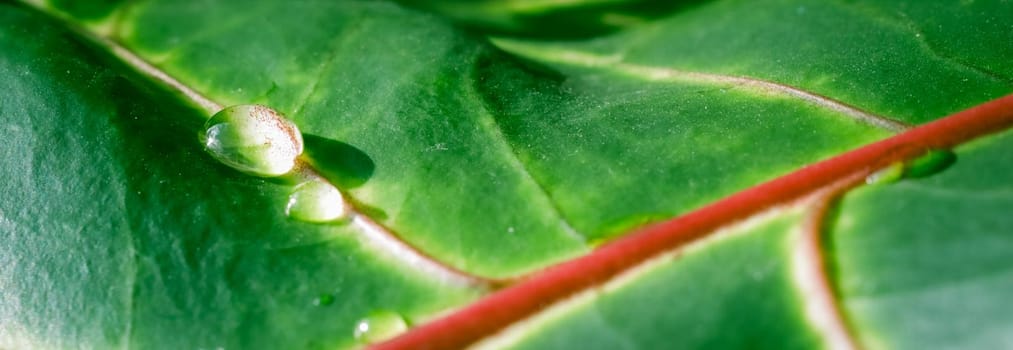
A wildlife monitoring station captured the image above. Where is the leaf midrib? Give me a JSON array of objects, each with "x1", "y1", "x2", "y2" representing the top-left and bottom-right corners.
[
  {"x1": 23, "y1": 1, "x2": 1013, "y2": 348},
  {"x1": 374, "y1": 93, "x2": 1013, "y2": 349},
  {"x1": 21, "y1": 1, "x2": 502, "y2": 289}
]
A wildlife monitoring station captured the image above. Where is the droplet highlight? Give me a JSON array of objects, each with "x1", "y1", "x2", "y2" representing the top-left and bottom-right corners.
[
  {"x1": 203, "y1": 104, "x2": 303, "y2": 177},
  {"x1": 286, "y1": 178, "x2": 348, "y2": 223},
  {"x1": 354, "y1": 311, "x2": 408, "y2": 344},
  {"x1": 865, "y1": 162, "x2": 904, "y2": 185}
]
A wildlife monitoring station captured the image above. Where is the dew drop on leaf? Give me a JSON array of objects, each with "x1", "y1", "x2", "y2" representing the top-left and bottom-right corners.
[
  {"x1": 202, "y1": 104, "x2": 303, "y2": 177},
  {"x1": 353, "y1": 310, "x2": 408, "y2": 344},
  {"x1": 865, "y1": 162, "x2": 904, "y2": 185},
  {"x1": 904, "y1": 149, "x2": 956, "y2": 179},
  {"x1": 285, "y1": 178, "x2": 348, "y2": 223}
]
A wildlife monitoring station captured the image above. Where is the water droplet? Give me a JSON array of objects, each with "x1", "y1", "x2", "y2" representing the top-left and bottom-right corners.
[
  {"x1": 867, "y1": 149, "x2": 956, "y2": 185},
  {"x1": 904, "y1": 149, "x2": 956, "y2": 179},
  {"x1": 354, "y1": 311, "x2": 408, "y2": 344},
  {"x1": 865, "y1": 162, "x2": 904, "y2": 185},
  {"x1": 202, "y1": 104, "x2": 303, "y2": 177},
  {"x1": 286, "y1": 178, "x2": 348, "y2": 223},
  {"x1": 313, "y1": 293, "x2": 334, "y2": 306}
]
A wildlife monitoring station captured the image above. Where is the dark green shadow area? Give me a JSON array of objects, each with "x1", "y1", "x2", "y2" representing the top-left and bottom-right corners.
[
  {"x1": 474, "y1": 47, "x2": 889, "y2": 241},
  {"x1": 0, "y1": 4, "x2": 476, "y2": 349},
  {"x1": 397, "y1": 0, "x2": 713, "y2": 39},
  {"x1": 48, "y1": 0, "x2": 124, "y2": 21},
  {"x1": 302, "y1": 134, "x2": 376, "y2": 189},
  {"x1": 828, "y1": 128, "x2": 1013, "y2": 349}
]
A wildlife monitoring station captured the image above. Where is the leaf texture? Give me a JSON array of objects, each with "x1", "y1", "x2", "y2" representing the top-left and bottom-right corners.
[{"x1": 2, "y1": 0, "x2": 1012, "y2": 348}]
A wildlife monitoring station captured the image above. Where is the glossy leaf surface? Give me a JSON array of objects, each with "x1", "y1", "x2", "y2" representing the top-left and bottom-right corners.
[
  {"x1": 68, "y1": 0, "x2": 927, "y2": 276},
  {"x1": 830, "y1": 129, "x2": 1013, "y2": 349},
  {"x1": 480, "y1": 211, "x2": 824, "y2": 349},
  {"x1": 2, "y1": 0, "x2": 1013, "y2": 348},
  {"x1": 0, "y1": 5, "x2": 476, "y2": 349}
]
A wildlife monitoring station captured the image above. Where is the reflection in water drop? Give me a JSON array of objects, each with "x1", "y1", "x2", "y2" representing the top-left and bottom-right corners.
[
  {"x1": 286, "y1": 178, "x2": 348, "y2": 223},
  {"x1": 202, "y1": 104, "x2": 303, "y2": 177},
  {"x1": 354, "y1": 311, "x2": 408, "y2": 344}
]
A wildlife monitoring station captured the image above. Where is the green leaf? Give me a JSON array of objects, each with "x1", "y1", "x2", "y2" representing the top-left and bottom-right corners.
[
  {"x1": 0, "y1": 5, "x2": 476, "y2": 349},
  {"x1": 829, "y1": 128, "x2": 1013, "y2": 349},
  {"x1": 490, "y1": 0, "x2": 1012, "y2": 123},
  {"x1": 394, "y1": 0, "x2": 705, "y2": 38},
  {"x1": 3, "y1": 0, "x2": 1012, "y2": 348},
  {"x1": 478, "y1": 211, "x2": 825, "y2": 349},
  {"x1": 83, "y1": 0, "x2": 911, "y2": 277}
]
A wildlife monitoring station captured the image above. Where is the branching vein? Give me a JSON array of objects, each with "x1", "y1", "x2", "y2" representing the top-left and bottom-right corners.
[{"x1": 492, "y1": 39, "x2": 913, "y2": 133}]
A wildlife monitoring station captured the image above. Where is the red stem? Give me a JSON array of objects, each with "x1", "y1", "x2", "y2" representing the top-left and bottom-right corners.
[{"x1": 374, "y1": 94, "x2": 1013, "y2": 350}]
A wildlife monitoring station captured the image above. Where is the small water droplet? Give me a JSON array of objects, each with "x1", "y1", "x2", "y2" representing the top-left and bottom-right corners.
[
  {"x1": 286, "y1": 178, "x2": 348, "y2": 223},
  {"x1": 202, "y1": 104, "x2": 303, "y2": 177},
  {"x1": 865, "y1": 162, "x2": 904, "y2": 185},
  {"x1": 507, "y1": 226, "x2": 515, "y2": 234},
  {"x1": 313, "y1": 293, "x2": 334, "y2": 306},
  {"x1": 867, "y1": 149, "x2": 956, "y2": 185},
  {"x1": 354, "y1": 311, "x2": 408, "y2": 344}
]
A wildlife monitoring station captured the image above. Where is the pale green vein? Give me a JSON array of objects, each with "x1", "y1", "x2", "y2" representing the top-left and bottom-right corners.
[
  {"x1": 17, "y1": 1, "x2": 222, "y2": 114},
  {"x1": 289, "y1": 17, "x2": 368, "y2": 116},
  {"x1": 835, "y1": 0, "x2": 1013, "y2": 86},
  {"x1": 902, "y1": 22, "x2": 1013, "y2": 85},
  {"x1": 127, "y1": 7, "x2": 277, "y2": 65},
  {"x1": 23, "y1": 0, "x2": 494, "y2": 288},
  {"x1": 466, "y1": 67, "x2": 588, "y2": 244},
  {"x1": 492, "y1": 38, "x2": 913, "y2": 133}
]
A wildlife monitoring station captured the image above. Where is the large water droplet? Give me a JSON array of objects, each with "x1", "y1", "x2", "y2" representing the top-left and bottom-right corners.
[
  {"x1": 285, "y1": 178, "x2": 348, "y2": 223},
  {"x1": 353, "y1": 311, "x2": 408, "y2": 344},
  {"x1": 203, "y1": 104, "x2": 303, "y2": 177}
]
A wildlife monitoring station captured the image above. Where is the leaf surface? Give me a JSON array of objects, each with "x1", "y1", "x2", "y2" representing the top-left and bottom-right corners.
[
  {"x1": 0, "y1": 5, "x2": 476, "y2": 349},
  {"x1": 2, "y1": 0, "x2": 1013, "y2": 348},
  {"x1": 476, "y1": 210, "x2": 824, "y2": 349},
  {"x1": 62, "y1": 0, "x2": 936, "y2": 277},
  {"x1": 829, "y1": 128, "x2": 1013, "y2": 349}
]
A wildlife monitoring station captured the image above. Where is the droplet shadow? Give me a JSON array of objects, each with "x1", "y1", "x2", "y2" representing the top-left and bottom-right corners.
[
  {"x1": 301, "y1": 134, "x2": 375, "y2": 189},
  {"x1": 301, "y1": 135, "x2": 388, "y2": 220}
]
